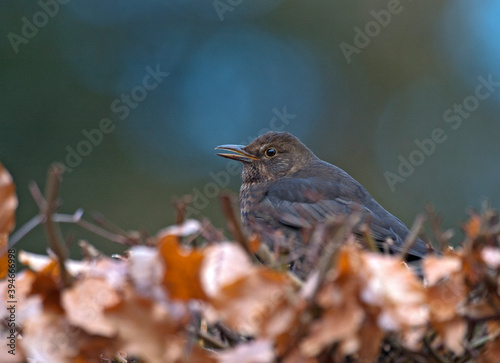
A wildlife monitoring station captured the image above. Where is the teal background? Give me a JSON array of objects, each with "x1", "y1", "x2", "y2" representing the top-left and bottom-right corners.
[{"x1": 1, "y1": 1, "x2": 499, "y2": 256}]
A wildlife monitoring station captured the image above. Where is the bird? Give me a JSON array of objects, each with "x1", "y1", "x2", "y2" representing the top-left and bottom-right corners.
[{"x1": 215, "y1": 131, "x2": 427, "y2": 278}]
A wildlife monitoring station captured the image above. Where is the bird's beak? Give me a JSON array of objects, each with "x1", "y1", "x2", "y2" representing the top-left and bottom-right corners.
[{"x1": 215, "y1": 144, "x2": 258, "y2": 163}]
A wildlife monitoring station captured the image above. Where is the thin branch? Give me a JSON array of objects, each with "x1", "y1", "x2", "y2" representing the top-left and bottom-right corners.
[
  {"x1": 219, "y1": 192, "x2": 252, "y2": 257},
  {"x1": 7, "y1": 214, "x2": 45, "y2": 248},
  {"x1": 399, "y1": 214, "x2": 426, "y2": 261},
  {"x1": 423, "y1": 334, "x2": 447, "y2": 363},
  {"x1": 51, "y1": 211, "x2": 133, "y2": 245},
  {"x1": 8, "y1": 208, "x2": 130, "y2": 250},
  {"x1": 75, "y1": 218, "x2": 134, "y2": 245},
  {"x1": 113, "y1": 353, "x2": 128, "y2": 363},
  {"x1": 426, "y1": 202, "x2": 453, "y2": 253},
  {"x1": 200, "y1": 219, "x2": 225, "y2": 243},
  {"x1": 42, "y1": 163, "x2": 72, "y2": 287},
  {"x1": 215, "y1": 323, "x2": 246, "y2": 346},
  {"x1": 173, "y1": 196, "x2": 191, "y2": 225},
  {"x1": 28, "y1": 180, "x2": 47, "y2": 211},
  {"x1": 470, "y1": 334, "x2": 495, "y2": 349},
  {"x1": 286, "y1": 271, "x2": 304, "y2": 289},
  {"x1": 91, "y1": 211, "x2": 131, "y2": 237},
  {"x1": 187, "y1": 326, "x2": 229, "y2": 350},
  {"x1": 307, "y1": 213, "x2": 360, "y2": 303},
  {"x1": 53, "y1": 208, "x2": 84, "y2": 223},
  {"x1": 281, "y1": 214, "x2": 360, "y2": 361},
  {"x1": 464, "y1": 312, "x2": 500, "y2": 324},
  {"x1": 78, "y1": 240, "x2": 103, "y2": 260},
  {"x1": 360, "y1": 220, "x2": 378, "y2": 252},
  {"x1": 254, "y1": 240, "x2": 276, "y2": 267}
]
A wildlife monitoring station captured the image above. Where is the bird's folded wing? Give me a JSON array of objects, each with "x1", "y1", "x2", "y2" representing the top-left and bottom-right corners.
[
  {"x1": 268, "y1": 197, "x2": 400, "y2": 243},
  {"x1": 263, "y1": 178, "x2": 402, "y2": 245}
]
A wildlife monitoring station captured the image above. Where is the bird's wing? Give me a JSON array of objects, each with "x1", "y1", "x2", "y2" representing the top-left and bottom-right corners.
[{"x1": 263, "y1": 177, "x2": 402, "y2": 245}]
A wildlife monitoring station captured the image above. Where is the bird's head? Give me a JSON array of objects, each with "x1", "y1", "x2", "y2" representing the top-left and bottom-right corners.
[{"x1": 215, "y1": 131, "x2": 317, "y2": 183}]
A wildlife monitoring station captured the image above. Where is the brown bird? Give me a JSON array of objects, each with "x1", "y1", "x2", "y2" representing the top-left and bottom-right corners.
[{"x1": 216, "y1": 131, "x2": 427, "y2": 277}]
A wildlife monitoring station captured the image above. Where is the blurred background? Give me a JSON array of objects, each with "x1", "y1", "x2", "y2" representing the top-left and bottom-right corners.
[{"x1": 1, "y1": 0, "x2": 499, "y2": 256}]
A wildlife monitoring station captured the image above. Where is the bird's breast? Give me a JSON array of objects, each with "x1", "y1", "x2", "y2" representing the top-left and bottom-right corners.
[{"x1": 239, "y1": 182, "x2": 269, "y2": 224}]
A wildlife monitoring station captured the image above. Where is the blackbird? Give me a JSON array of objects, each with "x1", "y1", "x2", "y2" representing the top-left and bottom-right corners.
[{"x1": 216, "y1": 131, "x2": 427, "y2": 277}]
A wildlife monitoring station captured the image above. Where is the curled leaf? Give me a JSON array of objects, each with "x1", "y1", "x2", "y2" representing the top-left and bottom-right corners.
[{"x1": 0, "y1": 163, "x2": 17, "y2": 279}]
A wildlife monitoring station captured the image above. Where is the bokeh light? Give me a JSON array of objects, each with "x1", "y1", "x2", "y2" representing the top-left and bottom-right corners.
[{"x1": 1, "y1": 0, "x2": 499, "y2": 254}]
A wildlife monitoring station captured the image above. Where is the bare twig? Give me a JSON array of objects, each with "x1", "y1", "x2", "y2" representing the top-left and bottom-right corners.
[
  {"x1": 470, "y1": 334, "x2": 494, "y2": 349},
  {"x1": 360, "y1": 220, "x2": 377, "y2": 252},
  {"x1": 254, "y1": 240, "x2": 276, "y2": 267},
  {"x1": 78, "y1": 240, "x2": 103, "y2": 260},
  {"x1": 42, "y1": 164, "x2": 72, "y2": 287},
  {"x1": 187, "y1": 326, "x2": 229, "y2": 350},
  {"x1": 399, "y1": 214, "x2": 426, "y2": 261},
  {"x1": 28, "y1": 180, "x2": 47, "y2": 211},
  {"x1": 307, "y1": 213, "x2": 360, "y2": 303},
  {"x1": 426, "y1": 203, "x2": 453, "y2": 253},
  {"x1": 464, "y1": 312, "x2": 500, "y2": 324},
  {"x1": 50, "y1": 211, "x2": 134, "y2": 245},
  {"x1": 215, "y1": 323, "x2": 247, "y2": 346},
  {"x1": 200, "y1": 218, "x2": 225, "y2": 243},
  {"x1": 76, "y1": 218, "x2": 134, "y2": 245},
  {"x1": 114, "y1": 353, "x2": 128, "y2": 363},
  {"x1": 174, "y1": 196, "x2": 191, "y2": 225},
  {"x1": 91, "y1": 211, "x2": 131, "y2": 237},
  {"x1": 53, "y1": 208, "x2": 84, "y2": 222},
  {"x1": 7, "y1": 214, "x2": 45, "y2": 248},
  {"x1": 281, "y1": 214, "x2": 360, "y2": 361},
  {"x1": 8, "y1": 179, "x2": 134, "y2": 253},
  {"x1": 286, "y1": 271, "x2": 304, "y2": 289},
  {"x1": 423, "y1": 334, "x2": 447, "y2": 363},
  {"x1": 219, "y1": 192, "x2": 252, "y2": 257}
]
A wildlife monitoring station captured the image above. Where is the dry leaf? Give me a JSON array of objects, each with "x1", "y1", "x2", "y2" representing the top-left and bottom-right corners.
[
  {"x1": 0, "y1": 163, "x2": 17, "y2": 235},
  {"x1": 423, "y1": 255, "x2": 462, "y2": 285},
  {"x1": 208, "y1": 268, "x2": 290, "y2": 335},
  {"x1": 62, "y1": 277, "x2": 121, "y2": 336},
  {"x1": 434, "y1": 317, "x2": 467, "y2": 356},
  {"x1": 0, "y1": 163, "x2": 17, "y2": 279},
  {"x1": 22, "y1": 310, "x2": 115, "y2": 363},
  {"x1": 464, "y1": 213, "x2": 481, "y2": 240},
  {"x1": 218, "y1": 339, "x2": 275, "y2": 363},
  {"x1": 128, "y1": 246, "x2": 165, "y2": 298},
  {"x1": 201, "y1": 242, "x2": 253, "y2": 298},
  {"x1": 424, "y1": 254, "x2": 468, "y2": 355},
  {"x1": 22, "y1": 312, "x2": 78, "y2": 362},
  {"x1": 478, "y1": 334, "x2": 500, "y2": 363},
  {"x1": 0, "y1": 270, "x2": 39, "y2": 323},
  {"x1": 481, "y1": 246, "x2": 500, "y2": 269},
  {"x1": 301, "y1": 298, "x2": 364, "y2": 357},
  {"x1": 158, "y1": 235, "x2": 207, "y2": 301},
  {"x1": 0, "y1": 234, "x2": 10, "y2": 280},
  {"x1": 157, "y1": 219, "x2": 201, "y2": 238},
  {"x1": 19, "y1": 250, "x2": 90, "y2": 276},
  {"x1": 300, "y1": 246, "x2": 366, "y2": 357},
  {"x1": 104, "y1": 292, "x2": 190, "y2": 362},
  {"x1": 0, "y1": 328, "x2": 25, "y2": 362},
  {"x1": 361, "y1": 253, "x2": 428, "y2": 331}
]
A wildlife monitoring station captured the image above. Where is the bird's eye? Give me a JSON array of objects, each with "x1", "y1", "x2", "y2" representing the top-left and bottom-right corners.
[{"x1": 265, "y1": 148, "x2": 277, "y2": 158}]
